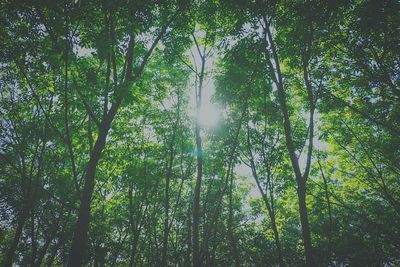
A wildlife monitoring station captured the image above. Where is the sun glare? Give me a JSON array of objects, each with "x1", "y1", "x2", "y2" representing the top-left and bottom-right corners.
[
  {"x1": 187, "y1": 78, "x2": 221, "y2": 128},
  {"x1": 199, "y1": 103, "x2": 220, "y2": 128}
]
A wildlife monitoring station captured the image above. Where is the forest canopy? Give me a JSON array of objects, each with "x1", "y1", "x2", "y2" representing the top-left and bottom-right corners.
[{"x1": 0, "y1": 0, "x2": 399, "y2": 266}]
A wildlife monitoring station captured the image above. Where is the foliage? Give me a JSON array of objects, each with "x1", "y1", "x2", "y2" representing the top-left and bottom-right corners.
[{"x1": 1, "y1": 0, "x2": 399, "y2": 266}]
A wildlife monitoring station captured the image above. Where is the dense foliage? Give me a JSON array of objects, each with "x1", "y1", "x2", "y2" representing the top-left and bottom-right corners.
[{"x1": 1, "y1": 0, "x2": 399, "y2": 266}]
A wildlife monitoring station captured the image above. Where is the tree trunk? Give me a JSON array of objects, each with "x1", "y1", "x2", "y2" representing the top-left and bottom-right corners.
[
  {"x1": 250, "y1": 167, "x2": 284, "y2": 266},
  {"x1": 186, "y1": 202, "x2": 192, "y2": 267},
  {"x1": 246, "y1": 124, "x2": 284, "y2": 267},
  {"x1": 67, "y1": 17, "x2": 173, "y2": 265},
  {"x1": 47, "y1": 217, "x2": 69, "y2": 267},
  {"x1": 192, "y1": 54, "x2": 205, "y2": 267},
  {"x1": 34, "y1": 209, "x2": 66, "y2": 267},
  {"x1": 129, "y1": 236, "x2": 139, "y2": 267},
  {"x1": 94, "y1": 246, "x2": 106, "y2": 267},
  {"x1": 318, "y1": 159, "x2": 333, "y2": 257},
  {"x1": 30, "y1": 206, "x2": 37, "y2": 266},
  {"x1": 3, "y1": 209, "x2": 27, "y2": 267},
  {"x1": 297, "y1": 182, "x2": 315, "y2": 267},
  {"x1": 110, "y1": 232, "x2": 128, "y2": 267},
  {"x1": 162, "y1": 125, "x2": 177, "y2": 266},
  {"x1": 228, "y1": 173, "x2": 240, "y2": 267},
  {"x1": 201, "y1": 107, "x2": 245, "y2": 261},
  {"x1": 128, "y1": 177, "x2": 150, "y2": 267},
  {"x1": 68, "y1": 99, "x2": 121, "y2": 267},
  {"x1": 258, "y1": 7, "x2": 316, "y2": 265},
  {"x1": 192, "y1": 125, "x2": 203, "y2": 267}
]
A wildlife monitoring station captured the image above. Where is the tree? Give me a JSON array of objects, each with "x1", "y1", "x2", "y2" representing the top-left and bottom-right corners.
[{"x1": 1, "y1": 0, "x2": 399, "y2": 266}]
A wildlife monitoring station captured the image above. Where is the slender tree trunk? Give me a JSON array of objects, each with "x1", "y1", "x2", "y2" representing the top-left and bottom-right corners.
[
  {"x1": 192, "y1": 123, "x2": 203, "y2": 267},
  {"x1": 249, "y1": 159, "x2": 284, "y2": 266},
  {"x1": 192, "y1": 54, "x2": 205, "y2": 267},
  {"x1": 256, "y1": 5, "x2": 316, "y2": 264},
  {"x1": 162, "y1": 158, "x2": 172, "y2": 266},
  {"x1": 228, "y1": 173, "x2": 240, "y2": 267},
  {"x1": 67, "y1": 15, "x2": 174, "y2": 265},
  {"x1": 128, "y1": 182, "x2": 138, "y2": 267},
  {"x1": 297, "y1": 182, "x2": 315, "y2": 267},
  {"x1": 68, "y1": 99, "x2": 121, "y2": 267},
  {"x1": 187, "y1": 201, "x2": 192, "y2": 267},
  {"x1": 30, "y1": 202, "x2": 37, "y2": 266},
  {"x1": 47, "y1": 211, "x2": 70, "y2": 267},
  {"x1": 129, "y1": 205, "x2": 149, "y2": 267},
  {"x1": 318, "y1": 159, "x2": 333, "y2": 256},
  {"x1": 162, "y1": 123, "x2": 178, "y2": 266},
  {"x1": 246, "y1": 124, "x2": 284, "y2": 266},
  {"x1": 128, "y1": 177, "x2": 150, "y2": 267},
  {"x1": 129, "y1": 236, "x2": 139, "y2": 267},
  {"x1": 3, "y1": 209, "x2": 27, "y2": 267},
  {"x1": 94, "y1": 246, "x2": 106, "y2": 267},
  {"x1": 110, "y1": 232, "x2": 128, "y2": 267},
  {"x1": 67, "y1": 33, "x2": 122, "y2": 264},
  {"x1": 4, "y1": 134, "x2": 44, "y2": 267},
  {"x1": 271, "y1": 213, "x2": 284, "y2": 267},
  {"x1": 34, "y1": 209, "x2": 66, "y2": 267},
  {"x1": 263, "y1": 189, "x2": 284, "y2": 267}
]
